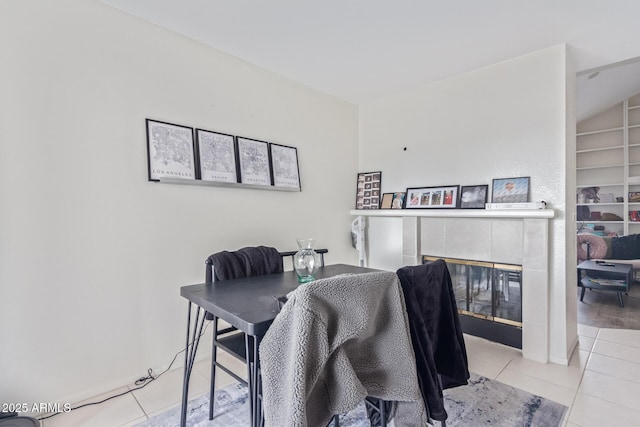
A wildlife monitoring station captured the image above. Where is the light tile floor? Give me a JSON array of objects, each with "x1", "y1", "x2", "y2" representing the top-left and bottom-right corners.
[{"x1": 40, "y1": 326, "x2": 640, "y2": 427}]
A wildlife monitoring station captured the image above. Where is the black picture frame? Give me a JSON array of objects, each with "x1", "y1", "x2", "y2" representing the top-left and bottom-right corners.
[
  {"x1": 391, "y1": 192, "x2": 406, "y2": 209},
  {"x1": 146, "y1": 119, "x2": 196, "y2": 182},
  {"x1": 380, "y1": 193, "x2": 394, "y2": 209},
  {"x1": 237, "y1": 136, "x2": 272, "y2": 186},
  {"x1": 270, "y1": 143, "x2": 301, "y2": 190},
  {"x1": 404, "y1": 185, "x2": 459, "y2": 209},
  {"x1": 195, "y1": 129, "x2": 238, "y2": 183},
  {"x1": 460, "y1": 185, "x2": 489, "y2": 209},
  {"x1": 491, "y1": 177, "x2": 530, "y2": 203},
  {"x1": 356, "y1": 171, "x2": 382, "y2": 209}
]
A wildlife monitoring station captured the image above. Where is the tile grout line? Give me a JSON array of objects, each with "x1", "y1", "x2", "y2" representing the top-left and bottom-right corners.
[
  {"x1": 577, "y1": 328, "x2": 640, "y2": 417},
  {"x1": 129, "y1": 386, "x2": 150, "y2": 421},
  {"x1": 588, "y1": 338, "x2": 640, "y2": 368},
  {"x1": 565, "y1": 327, "x2": 600, "y2": 426}
]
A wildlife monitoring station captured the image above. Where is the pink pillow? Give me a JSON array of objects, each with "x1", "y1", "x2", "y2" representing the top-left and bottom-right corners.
[{"x1": 577, "y1": 234, "x2": 608, "y2": 262}]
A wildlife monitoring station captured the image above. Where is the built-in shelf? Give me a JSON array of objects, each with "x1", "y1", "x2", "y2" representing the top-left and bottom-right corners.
[
  {"x1": 576, "y1": 145, "x2": 624, "y2": 154},
  {"x1": 576, "y1": 127, "x2": 624, "y2": 136},
  {"x1": 577, "y1": 183, "x2": 624, "y2": 188},
  {"x1": 576, "y1": 164, "x2": 625, "y2": 171},
  {"x1": 578, "y1": 221, "x2": 624, "y2": 225},
  {"x1": 576, "y1": 95, "x2": 640, "y2": 236},
  {"x1": 350, "y1": 209, "x2": 555, "y2": 219},
  {"x1": 576, "y1": 203, "x2": 623, "y2": 206},
  {"x1": 158, "y1": 177, "x2": 301, "y2": 192}
]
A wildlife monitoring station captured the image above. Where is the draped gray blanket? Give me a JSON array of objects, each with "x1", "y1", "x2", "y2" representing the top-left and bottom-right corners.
[{"x1": 259, "y1": 271, "x2": 428, "y2": 427}]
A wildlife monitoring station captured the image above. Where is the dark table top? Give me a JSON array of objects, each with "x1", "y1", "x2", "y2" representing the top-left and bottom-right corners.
[
  {"x1": 577, "y1": 260, "x2": 633, "y2": 274},
  {"x1": 180, "y1": 264, "x2": 379, "y2": 337}
]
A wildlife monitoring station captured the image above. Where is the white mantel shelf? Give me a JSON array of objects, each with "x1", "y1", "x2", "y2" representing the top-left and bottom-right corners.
[{"x1": 350, "y1": 209, "x2": 555, "y2": 219}]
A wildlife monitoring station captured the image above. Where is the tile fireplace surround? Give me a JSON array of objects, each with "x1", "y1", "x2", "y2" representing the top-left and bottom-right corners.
[{"x1": 350, "y1": 209, "x2": 555, "y2": 363}]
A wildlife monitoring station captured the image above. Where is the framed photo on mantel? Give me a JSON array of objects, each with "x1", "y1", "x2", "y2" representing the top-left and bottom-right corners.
[
  {"x1": 380, "y1": 193, "x2": 394, "y2": 209},
  {"x1": 460, "y1": 185, "x2": 488, "y2": 209},
  {"x1": 404, "y1": 185, "x2": 459, "y2": 209},
  {"x1": 491, "y1": 176, "x2": 530, "y2": 203},
  {"x1": 355, "y1": 171, "x2": 382, "y2": 209},
  {"x1": 391, "y1": 192, "x2": 406, "y2": 209}
]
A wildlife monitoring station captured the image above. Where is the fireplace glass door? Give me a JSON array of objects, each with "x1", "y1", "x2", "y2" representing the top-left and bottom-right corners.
[
  {"x1": 493, "y1": 264, "x2": 522, "y2": 325},
  {"x1": 424, "y1": 256, "x2": 522, "y2": 327}
]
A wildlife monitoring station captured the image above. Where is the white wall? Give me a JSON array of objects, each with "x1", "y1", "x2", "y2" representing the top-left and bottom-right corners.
[
  {"x1": 0, "y1": 0, "x2": 359, "y2": 405},
  {"x1": 359, "y1": 45, "x2": 576, "y2": 363}
]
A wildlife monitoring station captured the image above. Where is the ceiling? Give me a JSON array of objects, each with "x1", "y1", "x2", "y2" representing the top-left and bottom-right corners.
[{"x1": 99, "y1": 0, "x2": 640, "y2": 120}]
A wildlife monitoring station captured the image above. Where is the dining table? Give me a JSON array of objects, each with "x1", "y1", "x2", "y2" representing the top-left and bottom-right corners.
[{"x1": 179, "y1": 263, "x2": 378, "y2": 427}]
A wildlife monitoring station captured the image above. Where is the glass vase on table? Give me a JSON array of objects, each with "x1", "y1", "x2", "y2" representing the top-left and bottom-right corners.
[{"x1": 293, "y1": 238, "x2": 322, "y2": 283}]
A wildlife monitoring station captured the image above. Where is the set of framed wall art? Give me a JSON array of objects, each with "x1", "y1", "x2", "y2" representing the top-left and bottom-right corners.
[
  {"x1": 146, "y1": 119, "x2": 301, "y2": 190},
  {"x1": 355, "y1": 172, "x2": 530, "y2": 210}
]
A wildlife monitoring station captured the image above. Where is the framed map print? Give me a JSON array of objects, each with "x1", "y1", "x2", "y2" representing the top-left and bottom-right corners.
[
  {"x1": 195, "y1": 129, "x2": 238, "y2": 183},
  {"x1": 270, "y1": 143, "x2": 300, "y2": 190},
  {"x1": 237, "y1": 136, "x2": 272, "y2": 186},
  {"x1": 146, "y1": 119, "x2": 196, "y2": 182}
]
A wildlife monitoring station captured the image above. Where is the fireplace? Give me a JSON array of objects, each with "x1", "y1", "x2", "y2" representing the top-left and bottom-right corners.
[
  {"x1": 423, "y1": 255, "x2": 523, "y2": 349},
  {"x1": 351, "y1": 209, "x2": 557, "y2": 363}
]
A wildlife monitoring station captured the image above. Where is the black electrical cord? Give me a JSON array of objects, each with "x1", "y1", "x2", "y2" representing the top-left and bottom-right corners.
[{"x1": 37, "y1": 321, "x2": 210, "y2": 421}]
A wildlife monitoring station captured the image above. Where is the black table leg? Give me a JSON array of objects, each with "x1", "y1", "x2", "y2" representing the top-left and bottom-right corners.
[
  {"x1": 253, "y1": 334, "x2": 261, "y2": 427},
  {"x1": 180, "y1": 302, "x2": 192, "y2": 427},
  {"x1": 181, "y1": 303, "x2": 205, "y2": 427},
  {"x1": 245, "y1": 333, "x2": 255, "y2": 427},
  {"x1": 618, "y1": 292, "x2": 625, "y2": 307},
  {"x1": 241, "y1": 333, "x2": 263, "y2": 427}
]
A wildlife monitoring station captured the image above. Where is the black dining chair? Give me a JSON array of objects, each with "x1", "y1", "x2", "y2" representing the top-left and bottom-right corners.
[
  {"x1": 204, "y1": 246, "x2": 328, "y2": 421},
  {"x1": 204, "y1": 246, "x2": 282, "y2": 421}
]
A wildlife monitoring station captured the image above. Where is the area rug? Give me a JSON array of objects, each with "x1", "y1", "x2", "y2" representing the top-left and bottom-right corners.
[{"x1": 136, "y1": 373, "x2": 567, "y2": 427}]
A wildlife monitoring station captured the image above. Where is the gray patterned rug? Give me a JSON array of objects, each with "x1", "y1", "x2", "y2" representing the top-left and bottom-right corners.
[{"x1": 136, "y1": 373, "x2": 567, "y2": 426}]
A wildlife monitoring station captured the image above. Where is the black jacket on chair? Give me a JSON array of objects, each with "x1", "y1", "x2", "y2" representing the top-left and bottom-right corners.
[
  {"x1": 396, "y1": 260, "x2": 470, "y2": 422},
  {"x1": 206, "y1": 246, "x2": 283, "y2": 282}
]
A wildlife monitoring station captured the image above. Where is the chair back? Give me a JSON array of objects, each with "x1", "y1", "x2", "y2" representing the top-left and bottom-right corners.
[
  {"x1": 205, "y1": 247, "x2": 329, "y2": 282},
  {"x1": 259, "y1": 271, "x2": 427, "y2": 427},
  {"x1": 205, "y1": 246, "x2": 283, "y2": 283}
]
